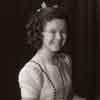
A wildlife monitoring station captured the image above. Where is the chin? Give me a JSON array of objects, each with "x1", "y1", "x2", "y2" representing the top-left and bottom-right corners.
[
  {"x1": 51, "y1": 47, "x2": 62, "y2": 53},
  {"x1": 48, "y1": 45, "x2": 64, "y2": 53}
]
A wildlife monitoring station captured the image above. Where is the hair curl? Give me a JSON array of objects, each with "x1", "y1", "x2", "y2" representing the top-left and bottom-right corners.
[{"x1": 25, "y1": 7, "x2": 70, "y2": 52}]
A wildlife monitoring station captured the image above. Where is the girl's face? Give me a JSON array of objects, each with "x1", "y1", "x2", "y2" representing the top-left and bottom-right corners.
[{"x1": 42, "y1": 19, "x2": 67, "y2": 52}]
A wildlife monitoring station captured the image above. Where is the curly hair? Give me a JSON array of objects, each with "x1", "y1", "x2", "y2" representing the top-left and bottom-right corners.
[{"x1": 25, "y1": 7, "x2": 70, "y2": 52}]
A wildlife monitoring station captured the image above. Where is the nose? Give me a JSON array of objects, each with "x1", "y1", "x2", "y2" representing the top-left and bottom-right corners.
[{"x1": 56, "y1": 32, "x2": 62, "y2": 40}]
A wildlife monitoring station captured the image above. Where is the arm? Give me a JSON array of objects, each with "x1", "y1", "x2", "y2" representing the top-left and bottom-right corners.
[{"x1": 18, "y1": 62, "x2": 43, "y2": 100}]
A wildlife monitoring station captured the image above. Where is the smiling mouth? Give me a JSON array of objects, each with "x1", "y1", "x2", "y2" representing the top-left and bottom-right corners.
[
  {"x1": 54, "y1": 41, "x2": 63, "y2": 45},
  {"x1": 53, "y1": 43, "x2": 63, "y2": 48}
]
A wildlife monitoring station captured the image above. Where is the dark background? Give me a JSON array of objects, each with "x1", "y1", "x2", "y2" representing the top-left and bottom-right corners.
[{"x1": 5, "y1": 0, "x2": 99, "y2": 100}]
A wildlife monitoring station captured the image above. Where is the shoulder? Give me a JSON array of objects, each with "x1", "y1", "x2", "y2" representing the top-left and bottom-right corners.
[
  {"x1": 64, "y1": 54, "x2": 72, "y2": 67},
  {"x1": 18, "y1": 61, "x2": 43, "y2": 85},
  {"x1": 59, "y1": 53, "x2": 72, "y2": 75},
  {"x1": 60, "y1": 53, "x2": 72, "y2": 66},
  {"x1": 18, "y1": 61, "x2": 44, "y2": 98}
]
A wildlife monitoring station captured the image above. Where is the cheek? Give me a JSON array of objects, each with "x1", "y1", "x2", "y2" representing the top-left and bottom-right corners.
[{"x1": 43, "y1": 33, "x2": 54, "y2": 43}]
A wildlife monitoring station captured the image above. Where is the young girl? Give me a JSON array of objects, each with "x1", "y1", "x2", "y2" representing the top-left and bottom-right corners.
[{"x1": 18, "y1": 2, "x2": 84, "y2": 100}]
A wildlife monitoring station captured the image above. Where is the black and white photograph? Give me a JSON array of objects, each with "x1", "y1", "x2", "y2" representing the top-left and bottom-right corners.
[{"x1": 6, "y1": 0, "x2": 100, "y2": 100}]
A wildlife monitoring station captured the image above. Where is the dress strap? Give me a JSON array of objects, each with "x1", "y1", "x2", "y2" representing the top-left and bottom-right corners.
[
  {"x1": 30, "y1": 60, "x2": 56, "y2": 100},
  {"x1": 30, "y1": 60, "x2": 45, "y2": 74}
]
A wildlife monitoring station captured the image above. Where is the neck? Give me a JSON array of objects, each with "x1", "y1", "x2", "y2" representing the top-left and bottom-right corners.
[{"x1": 37, "y1": 48, "x2": 56, "y2": 65}]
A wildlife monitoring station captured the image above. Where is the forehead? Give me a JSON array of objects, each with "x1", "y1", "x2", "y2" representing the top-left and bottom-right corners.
[{"x1": 43, "y1": 19, "x2": 67, "y2": 31}]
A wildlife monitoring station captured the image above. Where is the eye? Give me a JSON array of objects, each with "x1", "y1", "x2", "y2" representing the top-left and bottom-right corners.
[{"x1": 50, "y1": 30, "x2": 56, "y2": 34}]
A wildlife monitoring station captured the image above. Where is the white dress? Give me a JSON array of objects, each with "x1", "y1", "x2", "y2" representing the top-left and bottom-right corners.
[{"x1": 18, "y1": 53, "x2": 72, "y2": 100}]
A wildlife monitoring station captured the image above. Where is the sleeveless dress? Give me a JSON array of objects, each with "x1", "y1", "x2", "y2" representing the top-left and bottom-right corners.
[{"x1": 18, "y1": 53, "x2": 72, "y2": 100}]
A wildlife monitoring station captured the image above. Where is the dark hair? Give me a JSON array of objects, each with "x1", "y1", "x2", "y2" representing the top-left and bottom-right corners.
[{"x1": 25, "y1": 7, "x2": 70, "y2": 52}]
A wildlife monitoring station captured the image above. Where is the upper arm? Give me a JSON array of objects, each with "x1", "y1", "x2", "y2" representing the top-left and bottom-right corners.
[{"x1": 18, "y1": 62, "x2": 43, "y2": 100}]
